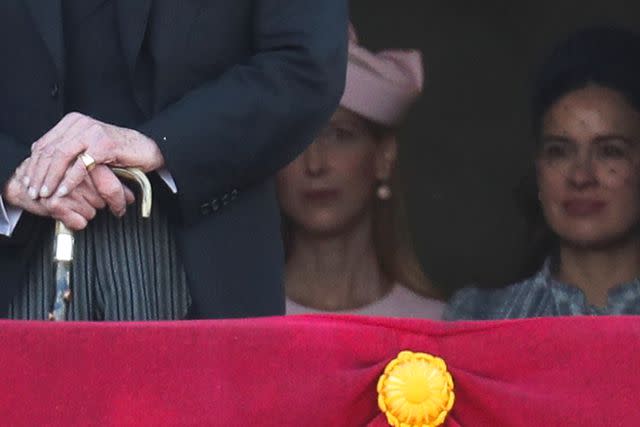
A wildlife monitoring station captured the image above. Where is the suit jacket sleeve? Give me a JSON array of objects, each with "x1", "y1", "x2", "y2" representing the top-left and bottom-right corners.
[{"x1": 137, "y1": 0, "x2": 348, "y2": 223}]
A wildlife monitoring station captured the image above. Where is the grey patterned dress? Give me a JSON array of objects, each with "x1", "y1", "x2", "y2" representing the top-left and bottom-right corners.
[{"x1": 445, "y1": 258, "x2": 640, "y2": 320}]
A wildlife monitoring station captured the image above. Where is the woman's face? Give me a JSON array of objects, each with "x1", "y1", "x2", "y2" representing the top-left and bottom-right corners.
[
  {"x1": 277, "y1": 107, "x2": 396, "y2": 236},
  {"x1": 536, "y1": 84, "x2": 640, "y2": 248}
]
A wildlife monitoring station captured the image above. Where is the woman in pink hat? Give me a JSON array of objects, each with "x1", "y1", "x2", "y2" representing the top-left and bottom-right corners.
[{"x1": 277, "y1": 27, "x2": 444, "y2": 318}]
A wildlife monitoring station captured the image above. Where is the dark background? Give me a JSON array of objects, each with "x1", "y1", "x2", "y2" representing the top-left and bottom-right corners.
[{"x1": 350, "y1": 1, "x2": 640, "y2": 294}]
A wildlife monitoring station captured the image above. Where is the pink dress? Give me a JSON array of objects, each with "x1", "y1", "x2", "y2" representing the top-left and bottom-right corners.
[{"x1": 286, "y1": 284, "x2": 444, "y2": 319}]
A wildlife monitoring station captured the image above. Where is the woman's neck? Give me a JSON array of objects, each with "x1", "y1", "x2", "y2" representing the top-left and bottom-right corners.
[
  {"x1": 557, "y1": 238, "x2": 640, "y2": 307},
  {"x1": 285, "y1": 215, "x2": 391, "y2": 311}
]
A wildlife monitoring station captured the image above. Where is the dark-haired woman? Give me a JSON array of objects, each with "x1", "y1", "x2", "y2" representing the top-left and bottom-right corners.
[{"x1": 446, "y1": 26, "x2": 640, "y2": 319}]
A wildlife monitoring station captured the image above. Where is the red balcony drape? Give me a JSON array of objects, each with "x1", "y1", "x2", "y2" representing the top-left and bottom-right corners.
[{"x1": 1, "y1": 315, "x2": 638, "y2": 426}]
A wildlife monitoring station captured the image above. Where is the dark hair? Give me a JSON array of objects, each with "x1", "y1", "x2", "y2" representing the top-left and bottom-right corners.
[
  {"x1": 532, "y1": 25, "x2": 640, "y2": 135},
  {"x1": 514, "y1": 166, "x2": 555, "y2": 279},
  {"x1": 517, "y1": 25, "x2": 640, "y2": 278}
]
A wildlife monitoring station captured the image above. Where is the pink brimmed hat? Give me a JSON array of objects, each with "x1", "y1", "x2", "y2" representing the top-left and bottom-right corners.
[{"x1": 340, "y1": 24, "x2": 424, "y2": 126}]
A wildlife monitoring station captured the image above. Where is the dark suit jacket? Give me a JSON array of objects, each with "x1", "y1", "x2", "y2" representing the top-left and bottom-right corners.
[{"x1": 0, "y1": 0, "x2": 347, "y2": 318}]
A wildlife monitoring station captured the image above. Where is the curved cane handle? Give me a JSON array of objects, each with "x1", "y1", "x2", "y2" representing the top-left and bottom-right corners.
[
  {"x1": 53, "y1": 166, "x2": 153, "y2": 248},
  {"x1": 110, "y1": 167, "x2": 152, "y2": 218}
]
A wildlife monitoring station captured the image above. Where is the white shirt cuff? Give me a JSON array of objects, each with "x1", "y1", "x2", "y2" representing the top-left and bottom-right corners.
[
  {"x1": 157, "y1": 168, "x2": 178, "y2": 194},
  {"x1": 0, "y1": 195, "x2": 23, "y2": 236}
]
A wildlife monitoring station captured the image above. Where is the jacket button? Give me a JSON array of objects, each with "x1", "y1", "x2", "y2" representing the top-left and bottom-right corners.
[{"x1": 50, "y1": 83, "x2": 60, "y2": 98}]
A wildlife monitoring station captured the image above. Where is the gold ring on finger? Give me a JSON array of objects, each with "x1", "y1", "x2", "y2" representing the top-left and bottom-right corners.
[{"x1": 77, "y1": 152, "x2": 97, "y2": 172}]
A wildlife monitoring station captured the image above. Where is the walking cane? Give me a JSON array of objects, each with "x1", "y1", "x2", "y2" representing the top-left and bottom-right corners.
[{"x1": 49, "y1": 167, "x2": 152, "y2": 321}]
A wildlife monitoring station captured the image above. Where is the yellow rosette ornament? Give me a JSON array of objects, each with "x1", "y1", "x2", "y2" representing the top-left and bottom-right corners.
[{"x1": 377, "y1": 351, "x2": 455, "y2": 427}]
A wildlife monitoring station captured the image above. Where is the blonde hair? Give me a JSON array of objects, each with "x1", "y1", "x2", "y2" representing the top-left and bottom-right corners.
[
  {"x1": 282, "y1": 121, "x2": 441, "y2": 300},
  {"x1": 370, "y1": 138, "x2": 441, "y2": 300}
]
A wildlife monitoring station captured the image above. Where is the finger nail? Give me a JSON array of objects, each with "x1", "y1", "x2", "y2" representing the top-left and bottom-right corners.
[
  {"x1": 39, "y1": 185, "x2": 49, "y2": 198},
  {"x1": 28, "y1": 187, "x2": 38, "y2": 199},
  {"x1": 56, "y1": 185, "x2": 69, "y2": 197},
  {"x1": 22, "y1": 176, "x2": 30, "y2": 187}
]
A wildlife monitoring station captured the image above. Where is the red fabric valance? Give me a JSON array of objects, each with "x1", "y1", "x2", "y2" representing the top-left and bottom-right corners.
[{"x1": 1, "y1": 315, "x2": 638, "y2": 426}]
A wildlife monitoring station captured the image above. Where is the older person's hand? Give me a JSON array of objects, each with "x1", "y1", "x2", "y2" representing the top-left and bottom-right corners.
[
  {"x1": 20, "y1": 112, "x2": 164, "y2": 204},
  {"x1": 4, "y1": 160, "x2": 135, "y2": 230}
]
